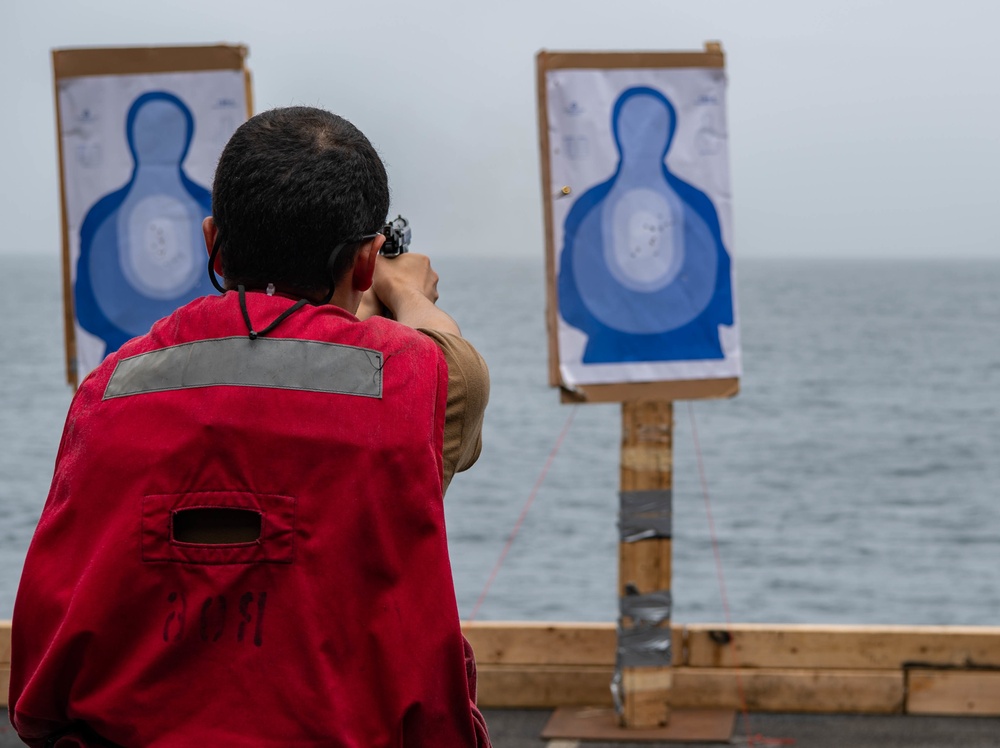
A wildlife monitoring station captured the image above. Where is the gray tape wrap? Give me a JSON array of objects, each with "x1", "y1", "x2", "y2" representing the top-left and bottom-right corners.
[
  {"x1": 620, "y1": 589, "x2": 672, "y2": 625},
  {"x1": 611, "y1": 669, "x2": 624, "y2": 714},
  {"x1": 617, "y1": 624, "x2": 673, "y2": 668},
  {"x1": 618, "y1": 489, "x2": 672, "y2": 542},
  {"x1": 616, "y1": 586, "x2": 673, "y2": 670}
]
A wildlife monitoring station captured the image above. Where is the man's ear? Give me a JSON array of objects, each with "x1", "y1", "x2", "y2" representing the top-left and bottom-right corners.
[
  {"x1": 202, "y1": 217, "x2": 223, "y2": 275},
  {"x1": 352, "y1": 234, "x2": 385, "y2": 292}
]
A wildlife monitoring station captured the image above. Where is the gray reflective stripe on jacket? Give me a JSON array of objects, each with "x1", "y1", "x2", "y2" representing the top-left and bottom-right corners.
[{"x1": 103, "y1": 337, "x2": 383, "y2": 399}]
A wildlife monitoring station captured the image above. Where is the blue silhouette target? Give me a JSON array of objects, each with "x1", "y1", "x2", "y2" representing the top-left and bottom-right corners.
[
  {"x1": 559, "y1": 87, "x2": 733, "y2": 364},
  {"x1": 75, "y1": 91, "x2": 215, "y2": 356}
]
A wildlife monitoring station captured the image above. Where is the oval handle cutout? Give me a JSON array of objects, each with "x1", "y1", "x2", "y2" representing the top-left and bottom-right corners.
[{"x1": 172, "y1": 507, "x2": 262, "y2": 545}]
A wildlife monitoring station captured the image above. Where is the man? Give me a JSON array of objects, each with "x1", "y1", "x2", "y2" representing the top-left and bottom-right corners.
[{"x1": 10, "y1": 107, "x2": 491, "y2": 747}]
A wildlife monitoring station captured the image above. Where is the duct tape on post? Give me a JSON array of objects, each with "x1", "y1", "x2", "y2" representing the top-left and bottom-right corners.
[
  {"x1": 611, "y1": 586, "x2": 673, "y2": 713},
  {"x1": 618, "y1": 489, "x2": 672, "y2": 542}
]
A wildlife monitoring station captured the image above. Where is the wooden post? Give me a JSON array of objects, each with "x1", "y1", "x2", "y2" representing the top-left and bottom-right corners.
[{"x1": 618, "y1": 400, "x2": 673, "y2": 727}]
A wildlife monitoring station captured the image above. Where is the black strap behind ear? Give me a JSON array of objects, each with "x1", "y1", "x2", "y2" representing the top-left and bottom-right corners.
[
  {"x1": 208, "y1": 235, "x2": 226, "y2": 294},
  {"x1": 316, "y1": 240, "x2": 348, "y2": 305},
  {"x1": 319, "y1": 232, "x2": 381, "y2": 306}
]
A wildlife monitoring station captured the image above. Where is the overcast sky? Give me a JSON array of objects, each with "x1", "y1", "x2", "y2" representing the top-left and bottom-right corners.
[{"x1": 1, "y1": 0, "x2": 998, "y2": 260}]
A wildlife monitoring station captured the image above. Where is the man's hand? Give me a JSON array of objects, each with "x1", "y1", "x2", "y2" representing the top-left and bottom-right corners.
[
  {"x1": 358, "y1": 253, "x2": 461, "y2": 336},
  {"x1": 373, "y1": 253, "x2": 440, "y2": 307}
]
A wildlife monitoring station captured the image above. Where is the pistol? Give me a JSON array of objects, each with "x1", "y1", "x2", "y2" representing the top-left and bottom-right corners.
[{"x1": 380, "y1": 215, "x2": 411, "y2": 257}]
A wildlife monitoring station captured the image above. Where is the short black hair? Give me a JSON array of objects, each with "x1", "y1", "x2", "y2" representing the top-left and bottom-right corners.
[{"x1": 212, "y1": 106, "x2": 389, "y2": 294}]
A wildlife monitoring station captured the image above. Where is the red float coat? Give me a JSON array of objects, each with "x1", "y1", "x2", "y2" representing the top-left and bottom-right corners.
[{"x1": 10, "y1": 291, "x2": 490, "y2": 747}]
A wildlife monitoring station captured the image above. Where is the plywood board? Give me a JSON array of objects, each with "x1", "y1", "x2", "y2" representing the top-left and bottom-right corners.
[
  {"x1": 543, "y1": 707, "x2": 735, "y2": 743},
  {"x1": 907, "y1": 670, "x2": 1000, "y2": 716}
]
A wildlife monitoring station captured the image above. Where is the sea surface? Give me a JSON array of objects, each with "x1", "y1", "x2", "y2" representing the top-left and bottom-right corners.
[{"x1": 1, "y1": 253, "x2": 999, "y2": 626}]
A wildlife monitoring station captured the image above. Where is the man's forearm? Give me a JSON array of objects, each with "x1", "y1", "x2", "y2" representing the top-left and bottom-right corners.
[{"x1": 385, "y1": 287, "x2": 461, "y2": 336}]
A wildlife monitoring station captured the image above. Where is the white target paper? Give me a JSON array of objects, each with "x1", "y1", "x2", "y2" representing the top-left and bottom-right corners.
[
  {"x1": 58, "y1": 69, "x2": 247, "y2": 380},
  {"x1": 547, "y1": 67, "x2": 741, "y2": 388}
]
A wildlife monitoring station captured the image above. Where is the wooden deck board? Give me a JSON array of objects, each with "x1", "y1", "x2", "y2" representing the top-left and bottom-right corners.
[{"x1": 907, "y1": 669, "x2": 1000, "y2": 715}]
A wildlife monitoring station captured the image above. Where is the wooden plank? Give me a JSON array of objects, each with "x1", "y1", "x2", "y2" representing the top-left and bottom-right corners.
[
  {"x1": 538, "y1": 48, "x2": 726, "y2": 73},
  {"x1": 475, "y1": 663, "x2": 903, "y2": 713},
  {"x1": 535, "y1": 51, "x2": 562, "y2": 388},
  {"x1": 462, "y1": 621, "x2": 616, "y2": 666},
  {"x1": 543, "y1": 707, "x2": 734, "y2": 742},
  {"x1": 561, "y1": 378, "x2": 739, "y2": 405},
  {"x1": 0, "y1": 620, "x2": 9, "y2": 664},
  {"x1": 462, "y1": 622, "x2": 1000, "y2": 669},
  {"x1": 907, "y1": 670, "x2": 1000, "y2": 716},
  {"x1": 51, "y1": 51, "x2": 78, "y2": 386},
  {"x1": 0, "y1": 665, "x2": 8, "y2": 708},
  {"x1": 53, "y1": 44, "x2": 248, "y2": 78},
  {"x1": 673, "y1": 668, "x2": 904, "y2": 714},
  {"x1": 476, "y1": 664, "x2": 614, "y2": 708},
  {"x1": 685, "y1": 624, "x2": 1000, "y2": 670}
]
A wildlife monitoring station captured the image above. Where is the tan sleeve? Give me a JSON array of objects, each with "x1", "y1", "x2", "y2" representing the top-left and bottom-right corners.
[{"x1": 419, "y1": 329, "x2": 490, "y2": 494}]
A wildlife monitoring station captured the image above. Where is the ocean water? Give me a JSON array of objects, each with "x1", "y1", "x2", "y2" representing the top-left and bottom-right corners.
[{"x1": 2, "y1": 253, "x2": 999, "y2": 626}]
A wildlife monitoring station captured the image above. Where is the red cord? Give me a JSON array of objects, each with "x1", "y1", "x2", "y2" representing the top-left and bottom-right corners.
[
  {"x1": 687, "y1": 403, "x2": 793, "y2": 747},
  {"x1": 468, "y1": 406, "x2": 578, "y2": 621}
]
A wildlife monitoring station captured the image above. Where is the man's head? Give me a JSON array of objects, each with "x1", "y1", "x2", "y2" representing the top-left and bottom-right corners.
[{"x1": 210, "y1": 106, "x2": 389, "y2": 296}]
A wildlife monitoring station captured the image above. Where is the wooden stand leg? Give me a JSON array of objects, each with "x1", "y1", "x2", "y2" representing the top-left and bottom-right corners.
[{"x1": 619, "y1": 400, "x2": 674, "y2": 728}]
